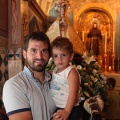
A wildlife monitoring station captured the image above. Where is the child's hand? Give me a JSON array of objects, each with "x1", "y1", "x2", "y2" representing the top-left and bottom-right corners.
[
  {"x1": 56, "y1": 109, "x2": 69, "y2": 120},
  {"x1": 52, "y1": 111, "x2": 63, "y2": 120}
]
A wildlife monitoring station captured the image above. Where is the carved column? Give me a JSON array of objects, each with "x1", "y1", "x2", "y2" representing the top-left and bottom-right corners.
[{"x1": 8, "y1": 0, "x2": 22, "y2": 50}]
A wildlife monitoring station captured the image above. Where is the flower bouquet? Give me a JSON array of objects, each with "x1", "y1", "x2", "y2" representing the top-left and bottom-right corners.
[{"x1": 76, "y1": 52, "x2": 108, "y2": 101}]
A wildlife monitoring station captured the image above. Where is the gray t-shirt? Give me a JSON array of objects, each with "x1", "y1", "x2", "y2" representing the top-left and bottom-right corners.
[{"x1": 3, "y1": 66, "x2": 56, "y2": 120}]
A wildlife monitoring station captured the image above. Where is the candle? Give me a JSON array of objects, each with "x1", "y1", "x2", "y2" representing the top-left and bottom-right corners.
[
  {"x1": 108, "y1": 66, "x2": 112, "y2": 71},
  {"x1": 113, "y1": 31, "x2": 115, "y2": 53},
  {"x1": 82, "y1": 31, "x2": 84, "y2": 43},
  {"x1": 105, "y1": 31, "x2": 107, "y2": 53}
]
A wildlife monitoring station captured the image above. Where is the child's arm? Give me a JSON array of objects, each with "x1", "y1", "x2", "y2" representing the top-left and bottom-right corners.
[{"x1": 57, "y1": 68, "x2": 80, "y2": 119}]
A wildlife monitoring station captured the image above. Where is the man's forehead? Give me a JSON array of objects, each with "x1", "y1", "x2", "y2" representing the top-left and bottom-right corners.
[
  {"x1": 29, "y1": 42, "x2": 48, "y2": 49},
  {"x1": 29, "y1": 39, "x2": 48, "y2": 45}
]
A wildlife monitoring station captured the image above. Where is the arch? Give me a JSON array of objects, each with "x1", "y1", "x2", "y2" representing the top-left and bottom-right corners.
[
  {"x1": 75, "y1": 3, "x2": 116, "y2": 30},
  {"x1": 74, "y1": 3, "x2": 117, "y2": 56}
]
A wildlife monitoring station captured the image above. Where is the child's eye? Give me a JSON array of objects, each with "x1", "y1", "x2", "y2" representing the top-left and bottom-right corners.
[
  {"x1": 62, "y1": 54, "x2": 66, "y2": 57},
  {"x1": 52, "y1": 55, "x2": 57, "y2": 58}
]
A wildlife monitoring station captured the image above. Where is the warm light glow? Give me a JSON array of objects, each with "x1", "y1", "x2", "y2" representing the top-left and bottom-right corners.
[
  {"x1": 108, "y1": 66, "x2": 112, "y2": 71},
  {"x1": 82, "y1": 31, "x2": 84, "y2": 43},
  {"x1": 113, "y1": 31, "x2": 115, "y2": 53},
  {"x1": 105, "y1": 31, "x2": 107, "y2": 53}
]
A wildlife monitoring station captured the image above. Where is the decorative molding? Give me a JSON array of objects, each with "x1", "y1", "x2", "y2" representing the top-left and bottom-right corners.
[{"x1": 28, "y1": 0, "x2": 46, "y2": 21}]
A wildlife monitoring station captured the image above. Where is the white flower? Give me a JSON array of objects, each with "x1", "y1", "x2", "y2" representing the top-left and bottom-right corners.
[
  {"x1": 93, "y1": 69, "x2": 97, "y2": 75},
  {"x1": 84, "y1": 56, "x2": 96, "y2": 64},
  {"x1": 100, "y1": 74, "x2": 106, "y2": 80},
  {"x1": 48, "y1": 57, "x2": 53, "y2": 65},
  {"x1": 82, "y1": 52, "x2": 88, "y2": 59},
  {"x1": 82, "y1": 52, "x2": 96, "y2": 64},
  {"x1": 77, "y1": 65, "x2": 82, "y2": 70},
  {"x1": 84, "y1": 83, "x2": 89, "y2": 86},
  {"x1": 94, "y1": 78, "x2": 98, "y2": 83},
  {"x1": 90, "y1": 75, "x2": 94, "y2": 80},
  {"x1": 102, "y1": 80, "x2": 107, "y2": 84},
  {"x1": 91, "y1": 76, "x2": 98, "y2": 82},
  {"x1": 72, "y1": 65, "x2": 77, "y2": 68}
]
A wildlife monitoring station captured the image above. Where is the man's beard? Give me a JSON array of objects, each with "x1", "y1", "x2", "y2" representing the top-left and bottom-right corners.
[{"x1": 26, "y1": 58, "x2": 48, "y2": 72}]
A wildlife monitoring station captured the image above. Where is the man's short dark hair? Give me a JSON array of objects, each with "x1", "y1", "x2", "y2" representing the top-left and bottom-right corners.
[{"x1": 23, "y1": 32, "x2": 50, "y2": 53}]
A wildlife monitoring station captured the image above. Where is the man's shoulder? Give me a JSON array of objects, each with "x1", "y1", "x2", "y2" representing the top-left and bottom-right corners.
[
  {"x1": 4, "y1": 71, "x2": 26, "y2": 86},
  {"x1": 9, "y1": 71, "x2": 25, "y2": 80}
]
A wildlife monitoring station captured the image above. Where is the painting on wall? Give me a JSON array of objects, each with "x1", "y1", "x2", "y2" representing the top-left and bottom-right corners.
[
  {"x1": 29, "y1": 16, "x2": 40, "y2": 33},
  {"x1": 28, "y1": 1, "x2": 45, "y2": 34}
]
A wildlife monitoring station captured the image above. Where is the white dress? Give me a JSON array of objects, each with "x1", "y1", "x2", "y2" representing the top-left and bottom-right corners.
[{"x1": 50, "y1": 65, "x2": 81, "y2": 108}]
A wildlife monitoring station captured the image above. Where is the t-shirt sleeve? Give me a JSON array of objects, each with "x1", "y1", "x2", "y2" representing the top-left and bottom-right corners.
[{"x1": 2, "y1": 78, "x2": 31, "y2": 116}]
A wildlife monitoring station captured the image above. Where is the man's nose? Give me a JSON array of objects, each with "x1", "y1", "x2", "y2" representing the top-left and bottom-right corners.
[{"x1": 36, "y1": 51, "x2": 43, "y2": 58}]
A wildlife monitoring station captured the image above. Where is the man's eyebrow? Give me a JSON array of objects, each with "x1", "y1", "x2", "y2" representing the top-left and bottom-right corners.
[
  {"x1": 30, "y1": 48, "x2": 36, "y2": 50},
  {"x1": 42, "y1": 48, "x2": 49, "y2": 50}
]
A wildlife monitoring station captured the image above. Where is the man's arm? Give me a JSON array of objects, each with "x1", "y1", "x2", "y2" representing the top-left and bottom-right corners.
[
  {"x1": 3, "y1": 78, "x2": 32, "y2": 120},
  {"x1": 8, "y1": 111, "x2": 32, "y2": 120}
]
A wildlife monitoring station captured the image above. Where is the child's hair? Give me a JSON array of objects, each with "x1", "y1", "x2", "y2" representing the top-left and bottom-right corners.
[
  {"x1": 51, "y1": 36, "x2": 73, "y2": 54},
  {"x1": 107, "y1": 77, "x2": 116, "y2": 89}
]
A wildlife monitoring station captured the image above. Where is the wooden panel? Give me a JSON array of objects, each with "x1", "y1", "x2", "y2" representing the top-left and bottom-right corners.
[
  {"x1": 116, "y1": 14, "x2": 120, "y2": 56},
  {"x1": 0, "y1": 0, "x2": 8, "y2": 37}
]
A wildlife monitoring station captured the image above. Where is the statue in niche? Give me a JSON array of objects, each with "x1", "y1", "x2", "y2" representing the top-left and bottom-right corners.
[{"x1": 88, "y1": 23, "x2": 102, "y2": 55}]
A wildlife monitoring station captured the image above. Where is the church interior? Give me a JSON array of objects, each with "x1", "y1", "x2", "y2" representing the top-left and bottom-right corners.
[{"x1": 0, "y1": 0, "x2": 120, "y2": 119}]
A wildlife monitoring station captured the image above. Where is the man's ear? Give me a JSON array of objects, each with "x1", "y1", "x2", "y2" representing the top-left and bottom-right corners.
[{"x1": 23, "y1": 50, "x2": 27, "y2": 59}]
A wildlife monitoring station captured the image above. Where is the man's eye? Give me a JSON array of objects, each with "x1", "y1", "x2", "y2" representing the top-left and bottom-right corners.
[
  {"x1": 42, "y1": 49, "x2": 49, "y2": 54},
  {"x1": 31, "y1": 49, "x2": 36, "y2": 53}
]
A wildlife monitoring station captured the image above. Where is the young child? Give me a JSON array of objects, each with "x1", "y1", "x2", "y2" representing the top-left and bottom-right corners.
[
  {"x1": 50, "y1": 36, "x2": 81, "y2": 120},
  {"x1": 105, "y1": 77, "x2": 120, "y2": 120}
]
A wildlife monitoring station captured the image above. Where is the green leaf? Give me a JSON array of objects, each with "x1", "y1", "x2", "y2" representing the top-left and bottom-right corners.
[{"x1": 83, "y1": 91, "x2": 90, "y2": 98}]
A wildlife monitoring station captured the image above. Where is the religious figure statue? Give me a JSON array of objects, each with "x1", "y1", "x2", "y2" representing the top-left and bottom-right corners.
[
  {"x1": 88, "y1": 23, "x2": 102, "y2": 55},
  {"x1": 46, "y1": 0, "x2": 86, "y2": 55}
]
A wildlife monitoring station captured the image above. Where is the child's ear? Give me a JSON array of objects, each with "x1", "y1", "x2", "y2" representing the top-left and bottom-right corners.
[{"x1": 70, "y1": 53, "x2": 74, "y2": 60}]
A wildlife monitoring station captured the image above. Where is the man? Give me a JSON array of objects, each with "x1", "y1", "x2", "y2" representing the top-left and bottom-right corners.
[
  {"x1": 105, "y1": 78, "x2": 120, "y2": 120},
  {"x1": 2, "y1": 32, "x2": 61, "y2": 120}
]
